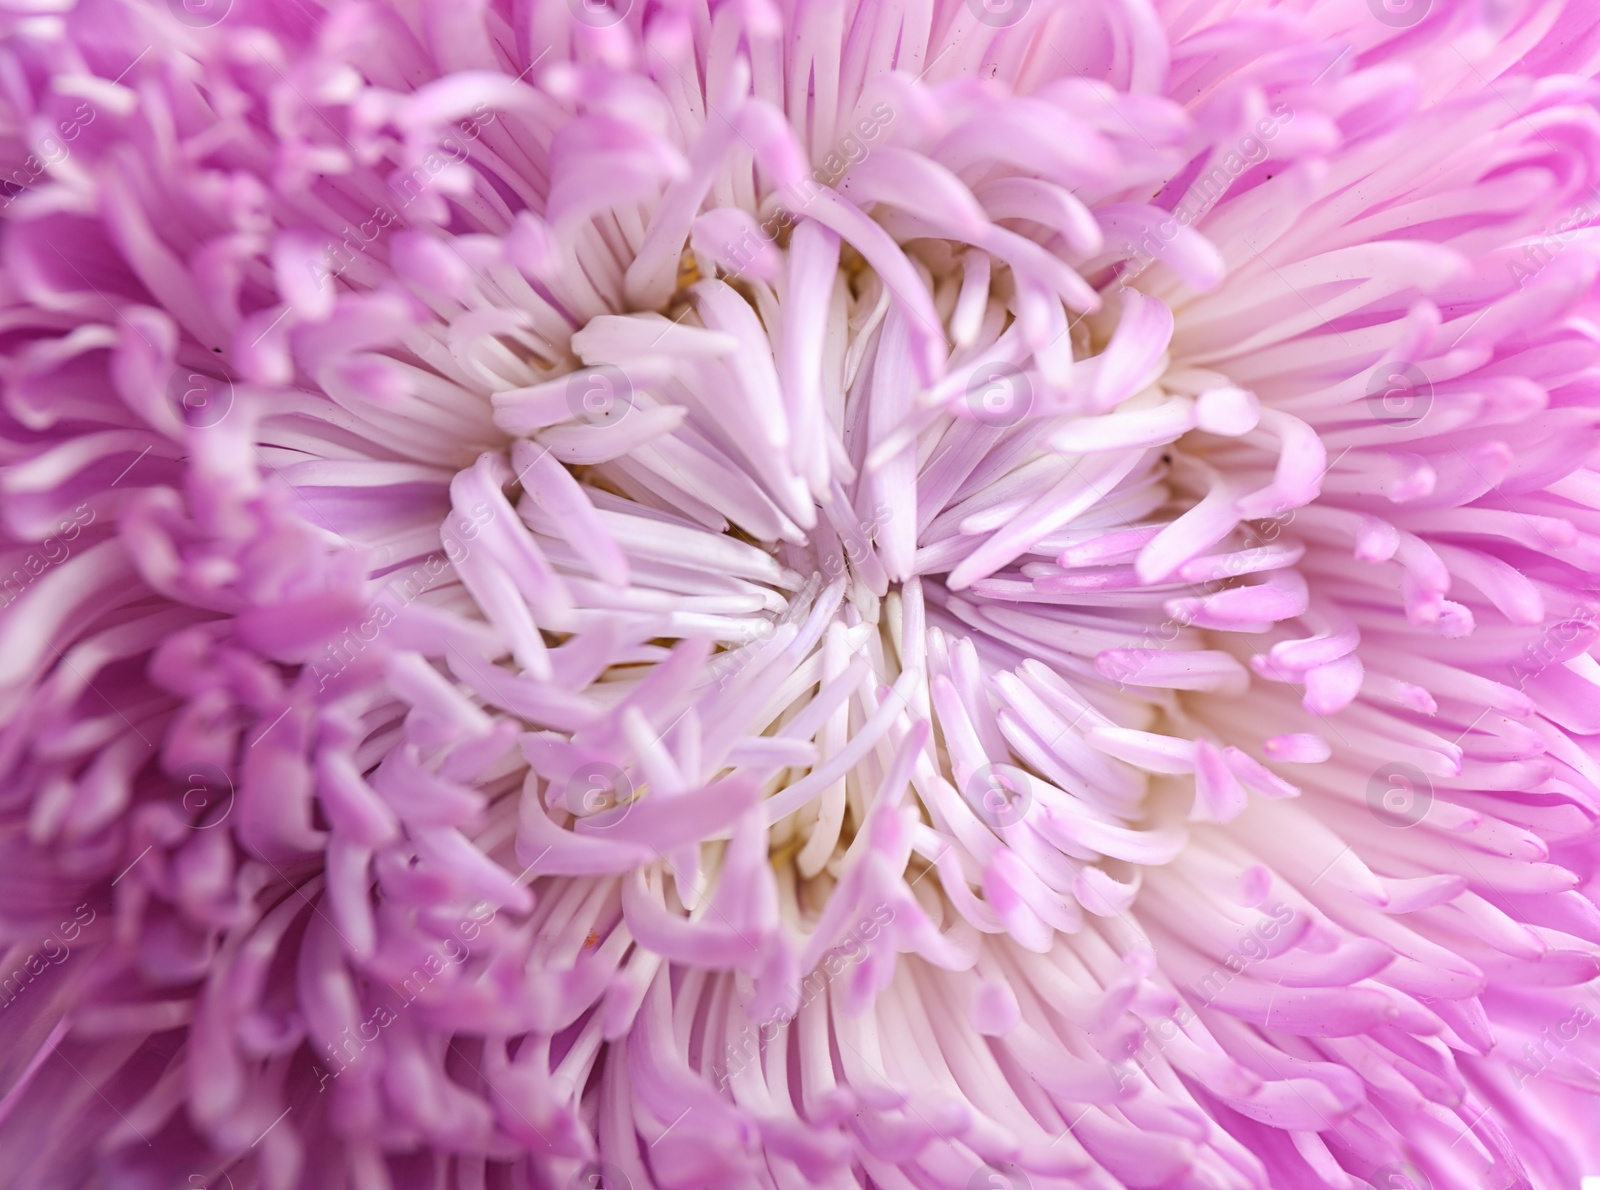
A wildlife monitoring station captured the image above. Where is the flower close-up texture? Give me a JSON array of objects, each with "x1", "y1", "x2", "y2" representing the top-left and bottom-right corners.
[{"x1": 6, "y1": 0, "x2": 1600, "y2": 1186}]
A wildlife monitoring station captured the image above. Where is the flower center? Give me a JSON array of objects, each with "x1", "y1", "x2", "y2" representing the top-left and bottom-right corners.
[{"x1": 467, "y1": 217, "x2": 1207, "y2": 915}]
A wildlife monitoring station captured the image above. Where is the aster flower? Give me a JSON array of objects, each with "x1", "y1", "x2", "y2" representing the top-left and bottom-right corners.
[{"x1": 4, "y1": 0, "x2": 1600, "y2": 1187}]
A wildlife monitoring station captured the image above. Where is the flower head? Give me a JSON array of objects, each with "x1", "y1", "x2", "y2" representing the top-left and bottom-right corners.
[{"x1": 3, "y1": 1, "x2": 1600, "y2": 1188}]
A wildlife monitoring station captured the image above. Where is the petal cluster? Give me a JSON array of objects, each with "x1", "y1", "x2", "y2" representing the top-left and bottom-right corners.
[{"x1": 2, "y1": 1, "x2": 1600, "y2": 1189}]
